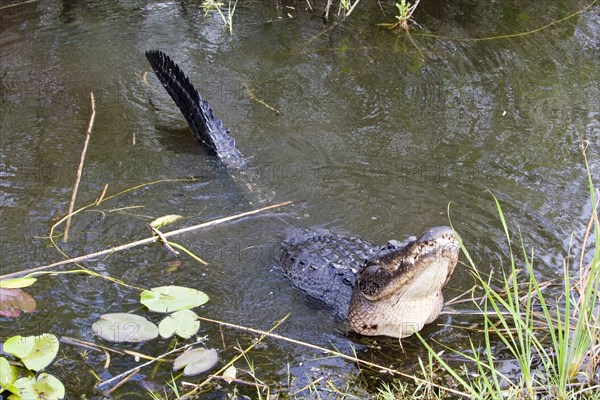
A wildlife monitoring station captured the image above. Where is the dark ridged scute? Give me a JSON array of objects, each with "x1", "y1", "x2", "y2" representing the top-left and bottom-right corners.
[
  {"x1": 281, "y1": 233, "x2": 378, "y2": 319},
  {"x1": 145, "y1": 50, "x2": 245, "y2": 170}
]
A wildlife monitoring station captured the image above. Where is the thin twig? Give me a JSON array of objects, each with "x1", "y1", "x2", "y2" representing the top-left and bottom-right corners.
[
  {"x1": 413, "y1": 0, "x2": 597, "y2": 42},
  {"x1": 61, "y1": 336, "x2": 158, "y2": 361},
  {"x1": 103, "y1": 349, "x2": 111, "y2": 369},
  {"x1": 323, "y1": 0, "x2": 332, "y2": 20},
  {"x1": 0, "y1": 0, "x2": 38, "y2": 10},
  {"x1": 64, "y1": 92, "x2": 96, "y2": 243},
  {"x1": 182, "y1": 315, "x2": 289, "y2": 397},
  {"x1": 61, "y1": 336, "x2": 126, "y2": 356},
  {"x1": 96, "y1": 337, "x2": 204, "y2": 390},
  {"x1": 195, "y1": 316, "x2": 473, "y2": 398},
  {"x1": 105, "y1": 369, "x2": 139, "y2": 396},
  {"x1": 149, "y1": 225, "x2": 180, "y2": 257},
  {"x1": 293, "y1": 376, "x2": 325, "y2": 395},
  {"x1": 0, "y1": 201, "x2": 292, "y2": 280},
  {"x1": 95, "y1": 184, "x2": 109, "y2": 205},
  {"x1": 344, "y1": 0, "x2": 361, "y2": 18},
  {"x1": 245, "y1": 85, "x2": 279, "y2": 114}
]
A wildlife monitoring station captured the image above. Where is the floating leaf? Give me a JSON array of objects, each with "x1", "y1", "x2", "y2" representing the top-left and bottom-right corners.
[
  {"x1": 0, "y1": 288, "x2": 36, "y2": 318},
  {"x1": 173, "y1": 348, "x2": 218, "y2": 376},
  {"x1": 9, "y1": 376, "x2": 36, "y2": 400},
  {"x1": 92, "y1": 313, "x2": 158, "y2": 343},
  {"x1": 4, "y1": 334, "x2": 59, "y2": 372},
  {"x1": 0, "y1": 278, "x2": 37, "y2": 289},
  {"x1": 158, "y1": 309, "x2": 200, "y2": 339},
  {"x1": 140, "y1": 286, "x2": 209, "y2": 313},
  {"x1": 0, "y1": 357, "x2": 19, "y2": 394},
  {"x1": 150, "y1": 214, "x2": 184, "y2": 229},
  {"x1": 11, "y1": 373, "x2": 65, "y2": 400},
  {"x1": 222, "y1": 365, "x2": 237, "y2": 383}
]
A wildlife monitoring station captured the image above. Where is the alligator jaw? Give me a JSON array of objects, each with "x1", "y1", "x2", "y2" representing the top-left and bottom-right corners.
[{"x1": 349, "y1": 226, "x2": 460, "y2": 338}]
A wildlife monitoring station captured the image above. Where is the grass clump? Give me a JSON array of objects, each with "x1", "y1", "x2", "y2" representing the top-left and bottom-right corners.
[
  {"x1": 201, "y1": 0, "x2": 239, "y2": 34},
  {"x1": 419, "y1": 143, "x2": 599, "y2": 399}
]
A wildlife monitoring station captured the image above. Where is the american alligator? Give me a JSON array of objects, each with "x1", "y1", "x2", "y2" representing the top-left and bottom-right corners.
[{"x1": 145, "y1": 50, "x2": 460, "y2": 339}]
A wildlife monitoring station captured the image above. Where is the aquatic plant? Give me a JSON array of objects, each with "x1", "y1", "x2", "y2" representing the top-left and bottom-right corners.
[
  {"x1": 1, "y1": 334, "x2": 65, "y2": 399},
  {"x1": 201, "y1": 0, "x2": 239, "y2": 34},
  {"x1": 379, "y1": 0, "x2": 421, "y2": 31},
  {"x1": 419, "y1": 142, "x2": 599, "y2": 399}
]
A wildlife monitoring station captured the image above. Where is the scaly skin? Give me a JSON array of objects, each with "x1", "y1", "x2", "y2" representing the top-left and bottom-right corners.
[
  {"x1": 282, "y1": 227, "x2": 460, "y2": 338},
  {"x1": 145, "y1": 50, "x2": 245, "y2": 170},
  {"x1": 348, "y1": 227, "x2": 460, "y2": 338},
  {"x1": 145, "y1": 50, "x2": 461, "y2": 339}
]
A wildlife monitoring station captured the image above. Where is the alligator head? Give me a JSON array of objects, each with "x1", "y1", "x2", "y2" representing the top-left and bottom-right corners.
[{"x1": 348, "y1": 226, "x2": 460, "y2": 338}]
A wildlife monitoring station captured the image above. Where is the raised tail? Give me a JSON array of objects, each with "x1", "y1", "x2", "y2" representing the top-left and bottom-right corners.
[{"x1": 145, "y1": 50, "x2": 244, "y2": 168}]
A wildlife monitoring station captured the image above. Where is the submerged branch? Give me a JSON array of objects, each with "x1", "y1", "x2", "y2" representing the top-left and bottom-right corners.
[
  {"x1": 0, "y1": 201, "x2": 292, "y2": 280},
  {"x1": 64, "y1": 92, "x2": 96, "y2": 243},
  {"x1": 195, "y1": 316, "x2": 473, "y2": 398},
  {"x1": 95, "y1": 337, "x2": 205, "y2": 390}
]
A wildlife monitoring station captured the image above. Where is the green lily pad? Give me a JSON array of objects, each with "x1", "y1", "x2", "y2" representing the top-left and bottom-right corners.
[
  {"x1": 158, "y1": 309, "x2": 200, "y2": 339},
  {"x1": 92, "y1": 313, "x2": 158, "y2": 343},
  {"x1": 140, "y1": 286, "x2": 209, "y2": 313},
  {"x1": 0, "y1": 278, "x2": 37, "y2": 289},
  {"x1": 173, "y1": 348, "x2": 218, "y2": 376},
  {"x1": 3, "y1": 334, "x2": 59, "y2": 371},
  {"x1": 0, "y1": 357, "x2": 19, "y2": 394},
  {"x1": 0, "y1": 288, "x2": 36, "y2": 318},
  {"x1": 150, "y1": 214, "x2": 184, "y2": 229},
  {"x1": 10, "y1": 373, "x2": 65, "y2": 400}
]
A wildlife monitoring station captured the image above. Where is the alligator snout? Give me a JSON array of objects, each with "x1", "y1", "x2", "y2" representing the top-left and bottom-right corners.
[
  {"x1": 349, "y1": 226, "x2": 460, "y2": 338},
  {"x1": 282, "y1": 227, "x2": 460, "y2": 339}
]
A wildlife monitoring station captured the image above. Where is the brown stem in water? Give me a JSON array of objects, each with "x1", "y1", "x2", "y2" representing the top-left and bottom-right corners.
[
  {"x1": 0, "y1": 201, "x2": 292, "y2": 280},
  {"x1": 194, "y1": 316, "x2": 473, "y2": 398},
  {"x1": 64, "y1": 92, "x2": 96, "y2": 243},
  {"x1": 95, "y1": 337, "x2": 205, "y2": 390}
]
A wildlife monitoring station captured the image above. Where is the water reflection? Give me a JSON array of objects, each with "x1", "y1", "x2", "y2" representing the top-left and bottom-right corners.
[{"x1": 0, "y1": 0, "x2": 598, "y2": 397}]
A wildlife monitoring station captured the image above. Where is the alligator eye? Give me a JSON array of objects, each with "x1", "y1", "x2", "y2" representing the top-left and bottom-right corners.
[{"x1": 359, "y1": 280, "x2": 381, "y2": 297}]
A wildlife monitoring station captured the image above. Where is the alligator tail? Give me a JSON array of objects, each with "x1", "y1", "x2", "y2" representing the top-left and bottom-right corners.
[{"x1": 145, "y1": 50, "x2": 244, "y2": 168}]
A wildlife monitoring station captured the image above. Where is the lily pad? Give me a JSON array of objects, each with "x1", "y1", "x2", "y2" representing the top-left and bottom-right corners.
[
  {"x1": 0, "y1": 357, "x2": 19, "y2": 394},
  {"x1": 92, "y1": 313, "x2": 158, "y2": 343},
  {"x1": 158, "y1": 309, "x2": 200, "y2": 339},
  {"x1": 0, "y1": 278, "x2": 37, "y2": 289},
  {"x1": 0, "y1": 288, "x2": 36, "y2": 318},
  {"x1": 173, "y1": 348, "x2": 218, "y2": 376},
  {"x1": 140, "y1": 286, "x2": 209, "y2": 313},
  {"x1": 10, "y1": 373, "x2": 65, "y2": 400},
  {"x1": 150, "y1": 214, "x2": 184, "y2": 229},
  {"x1": 3, "y1": 334, "x2": 59, "y2": 371},
  {"x1": 222, "y1": 365, "x2": 237, "y2": 383}
]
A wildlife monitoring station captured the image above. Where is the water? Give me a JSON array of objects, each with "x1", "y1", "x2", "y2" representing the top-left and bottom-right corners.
[{"x1": 1, "y1": 0, "x2": 598, "y2": 397}]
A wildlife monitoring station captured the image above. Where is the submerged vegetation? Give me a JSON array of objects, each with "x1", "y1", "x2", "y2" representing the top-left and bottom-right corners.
[
  {"x1": 372, "y1": 144, "x2": 599, "y2": 399},
  {"x1": 201, "y1": 0, "x2": 239, "y2": 34},
  {"x1": 442, "y1": 145, "x2": 598, "y2": 399},
  {"x1": 1, "y1": 2, "x2": 598, "y2": 395},
  {"x1": 380, "y1": 0, "x2": 421, "y2": 31},
  {"x1": 1, "y1": 144, "x2": 597, "y2": 398},
  {"x1": 200, "y1": 0, "x2": 422, "y2": 33}
]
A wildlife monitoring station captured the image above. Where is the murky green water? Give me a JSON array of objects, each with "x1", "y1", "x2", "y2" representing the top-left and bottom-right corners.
[{"x1": 1, "y1": 0, "x2": 598, "y2": 397}]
